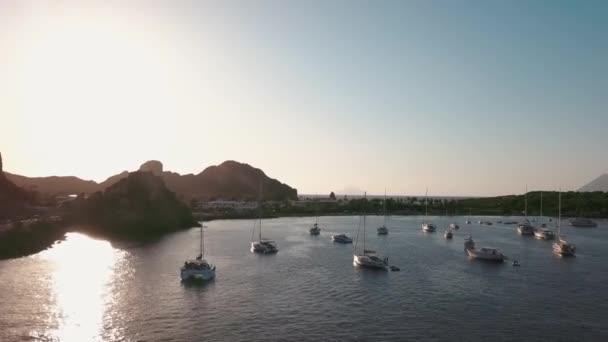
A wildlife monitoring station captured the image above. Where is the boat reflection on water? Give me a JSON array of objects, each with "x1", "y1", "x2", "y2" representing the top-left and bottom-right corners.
[{"x1": 36, "y1": 233, "x2": 126, "y2": 342}]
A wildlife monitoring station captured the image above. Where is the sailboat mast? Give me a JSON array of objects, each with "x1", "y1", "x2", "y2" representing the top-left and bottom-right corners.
[
  {"x1": 425, "y1": 187, "x2": 428, "y2": 223},
  {"x1": 558, "y1": 190, "x2": 562, "y2": 237},
  {"x1": 200, "y1": 219, "x2": 204, "y2": 257},
  {"x1": 259, "y1": 181, "x2": 263, "y2": 241},
  {"x1": 383, "y1": 189, "x2": 387, "y2": 226},
  {"x1": 540, "y1": 191, "x2": 543, "y2": 222},
  {"x1": 525, "y1": 184, "x2": 528, "y2": 218},
  {"x1": 363, "y1": 192, "x2": 367, "y2": 251}
]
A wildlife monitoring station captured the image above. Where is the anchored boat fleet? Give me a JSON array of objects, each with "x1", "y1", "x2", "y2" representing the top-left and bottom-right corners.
[{"x1": 181, "y1": 188, "x2": 592, "y2": 280}]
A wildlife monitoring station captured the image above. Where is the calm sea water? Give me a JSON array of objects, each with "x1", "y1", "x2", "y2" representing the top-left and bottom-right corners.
[{"x1": 1, "y1": 216, "x2": 608, "y2": 342}]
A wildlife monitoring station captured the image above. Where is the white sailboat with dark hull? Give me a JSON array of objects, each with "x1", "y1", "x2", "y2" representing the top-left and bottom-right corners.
[
  {"x1": 251, "y1": 183, "x2": 278, "y2": 254},
  {"x1": 422, "y1": 188, "x2": 436, "y2": 232},
  {"x1": 377, "y1": 190, "x2": 389, "y2": 235},
  {"x1": 181, "y1": 220, "x2": 216, "y2": 281},
  {"x1": 534, "y1": 191, "x2": 555, "y2": 240},
  {"x1": 354, "y1": 193, "x2": 388, "y2": 270},
  {"x1": 553, "y1": 191, "x2": 576, "y2": 257},
  {"x1": 517, "y1": 185, "x2": 535, "y2": 236}
]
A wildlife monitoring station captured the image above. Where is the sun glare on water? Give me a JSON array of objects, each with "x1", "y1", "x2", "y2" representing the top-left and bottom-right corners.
[{"x1": 37, "y1": 233, "x2": 126, "y2": 342}]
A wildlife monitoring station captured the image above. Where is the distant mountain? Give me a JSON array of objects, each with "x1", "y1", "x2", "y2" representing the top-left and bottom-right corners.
[
  {"x1": 5, "y1": 172, "x2": 98, "y2": 195},
  {"x1": 578, "y1": 174, "x2": 608, "y2": 192},
  {"x1": 7, "y1": 159, "x2": 298, "y2": 201}
]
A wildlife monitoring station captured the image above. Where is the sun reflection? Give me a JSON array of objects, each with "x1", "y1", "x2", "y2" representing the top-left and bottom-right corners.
[{"x1": 38, "y1": 233, "x2": 124, "y2": 342}]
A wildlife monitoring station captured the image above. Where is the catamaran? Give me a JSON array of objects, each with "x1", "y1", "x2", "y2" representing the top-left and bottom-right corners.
[
  {"x1": 553, "y1": 191, "x2": 576, "y2": 256},
  {"x1": 354, "y1": 193, "x2": 388, "y2": 269},
  {"x1": 422, "y1": 188, "x2": 436, "y2": 232},
  {"x1": 377, "y1": 190, "x2": 389, "y2": 235},
  {"x1": 251, "y1": 183, "x2": 278, "y2": 254},
  {"x1": 180, "y1": 220, "x2": 216, "y2": 281}
]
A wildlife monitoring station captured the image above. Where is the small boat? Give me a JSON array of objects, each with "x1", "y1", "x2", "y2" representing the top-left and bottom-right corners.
[
  {"x1": 554, "y1": 191, "x2": 576, "y2": 256},
  {"x1": 444, "y1": 230, "x2": 453, "y2": 239},
  {"x1": 353, "y1": 193, "x2": 388, "y2": 270},
  {"x1": 310, "y1": 222, "x2": 321, "y2": 235},
  {"x1": 466, "y1": 247, "x2": 505, "y2": 262},
  {"x1": 534, "y1": 228, "x2": 555, "y2": 240},
  {"x1": 517, "y1": 222, "x2": 535, "y2": 235},
  {"x1": 181, "y1": 220, "x2": 216, "y2": 281},
  {"x1": 512, "y1": 260, "x2": 520, "y2": 267},
  {"x1": 377, "y1": 190, "x2": 389, "y2": 235},
  {"x1": 503, "y1": 220, "x2": 518, "y2": 225},
  {"x1": 422, "y1": 223, "x2": 436, "y2": 232},
  {"x1": 421, "y1": 188, "x2": 435, "y2": 232},
  {"x1": 496, "y1": 220, "x2": 503, "y2": 224},
  {"x1": 390, "y1": 266, "x2": 400, "y2": 271},
  {"x1": 569, "y1": 218, "x2": 597, "y2": 227},
  {"x1": 251, "y1": 183, "x2": 278, "y2": 254},
  {"x1": 449, "y1": 223, "x2": 460, "y2": 230},
  {"x1": 517, "y1": 185, "x2": 535, "y2": 235},
  {"x1": 464, "y1": 235, "x2": 475, "y2": 251},
  {"x1": 465, "y1": 220, "x2": 471, "y2": 224},
  {"x1": 332, "y1": 233, "x2": 353, "y2": 244}
]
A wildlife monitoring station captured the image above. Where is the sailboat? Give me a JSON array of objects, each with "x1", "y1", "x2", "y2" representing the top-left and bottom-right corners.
[
  {"x1": 251, "y1": 182, "x2": 278, "y2": 254},
  {"x1": 310, "y1": 202, "x2": 321, "y2": 235},
  {"x1": 553, "y1": 190, "x2": 576, "y2": 256},
  {"x1": 377, "y1": 190, "x2": 389, "y2": 235},
  {"x1": 535, "y1": 191, "x2": 555, "y2": 240},
  {"x1": 354, "y1": 193, "x2": 388, "y2": 269},
  {"x1": 180, "y1": 220, "x2": 216, "y2": 281},
  {"x1": 422, "y1": 188, "x2": 436, "y2": 232},
  {"x1": 517, "y1": 185, "x2": 535, "y2": 235}
]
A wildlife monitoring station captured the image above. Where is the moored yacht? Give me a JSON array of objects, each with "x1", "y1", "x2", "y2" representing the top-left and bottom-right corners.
[
  {"x1": 449, "y1": 223, "x2": 460, "y2": 230},
  {"x1": 444, "y1": 230, "x2": 453, "y2": 239},
  {"x1": 569, "y1": 218, "x2": 597, "y2": 227},
  {"x1": 377, "y1": 190, "x2": 389, "y2": 235},
  {"x1": 534, "y1": 228, "x2": 555, "y2": 240},
  {"x1": 422, "y1": 223, "x2": 436, "y2": 232},
  {"x1": 466, "y1": 247, "x2": 505, "y2": 262},
  {"x1": 181, "y1": 221, "x2": 216, "y2": 281},
  {"x1": 251, "y1": 182, "x2": 278, "y2": 254},
  {"x1": 517, "y1": 185, "x2": 535, "y2": 235},
  {"x1": 554, "y1": 191, "x2": 576, "y2": 256},
  {"x1": 421, "y1": 188, "x2": 435, "y2": 232},
  {"x1": 310, "y1": 222, "x2": 321, "y2": 235},
  {"x1": 353, "y1": 193, "x2": 388, "y2": 270},
  {"x1": 332, "y1": 233, "x2": 353, "y2": 243}
]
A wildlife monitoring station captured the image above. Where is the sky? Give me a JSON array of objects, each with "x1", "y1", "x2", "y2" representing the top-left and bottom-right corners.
[{"x1": 1, "y1": 0, "x2": 607, "y2": 196}]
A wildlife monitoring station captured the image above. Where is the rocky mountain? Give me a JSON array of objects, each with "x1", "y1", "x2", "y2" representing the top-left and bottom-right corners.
[
  {"x1": 71, "y1": 171, "x2": 197, "y2": 238},
  {"x1": 7, "y1": 159, "x2": 297, "y2": 201},
  {"x1": 578, "y1": 174, "x2": 608, "y2": 192},
  {"x1": 0, "y1": 153, "x2": 34, "y2": 219}
]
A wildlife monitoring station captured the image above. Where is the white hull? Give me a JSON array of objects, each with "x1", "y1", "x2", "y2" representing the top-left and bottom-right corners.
[
  {"x1": 422, "y1": 223, "x2": 436, "y2": 232},
  {"x1": 534, "y1": 230, "x2": 555, "y2": 240},
  {"x1": 353, "y1": 254, "x2": 387, "y2": 269},
  {"x1": 466, "y1": 248, "x2": 504, "y2": 262}
]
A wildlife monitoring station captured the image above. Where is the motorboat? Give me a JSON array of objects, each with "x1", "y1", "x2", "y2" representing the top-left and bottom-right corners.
[
  {"x1": 465, "y1": 220, "x2": 471, "y2": 224},
  {"x1": 466, "y1": 247, "x2": 505, "y2": 262},
  {"x1": 444, "y1": 230, "x2": 453, "y2": 239},
  {"x1": 377, "y1": 226, "x2": 388, "y2": 235},
  {"x1": 332, "y1": 233, "x2": 353, "y2": 244},
  {"x1": 464, "y1": 235, "x2": 475, "y2": 251},
  {"x1": 569, "y1": 218, "x2": 597, "y2": 227},
  {"x1": 449, "y1": 223, "x2": 460, "y2": 230},
  {"x1": 310, "y1": 223, "x2": 321, "y2": 235},
  {"x1": 517, "y1": 222, "x2": 535, "y2": 235},
  {"x1": 422, "y1": 223, "x2": 436, "y2": 232},
  {"x1": 534, "y1": 228, "x2": 555, "y2": 240},
  {"x1": 251, "y1": 240, "x2": 278, "y2": 254},
  {"x1": 181, "y1": 221, "x2": 216, "y2": 281}
]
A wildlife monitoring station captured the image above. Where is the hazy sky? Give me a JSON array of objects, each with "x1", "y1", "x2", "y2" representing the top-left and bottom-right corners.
[{"x1": 1, "y1": 0, "x2": 607, "y2": 196}]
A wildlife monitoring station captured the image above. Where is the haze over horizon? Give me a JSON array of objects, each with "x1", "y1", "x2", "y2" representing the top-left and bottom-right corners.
[{"x1": 1, "y1": 0, "x2": 607, "y2": 196}]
